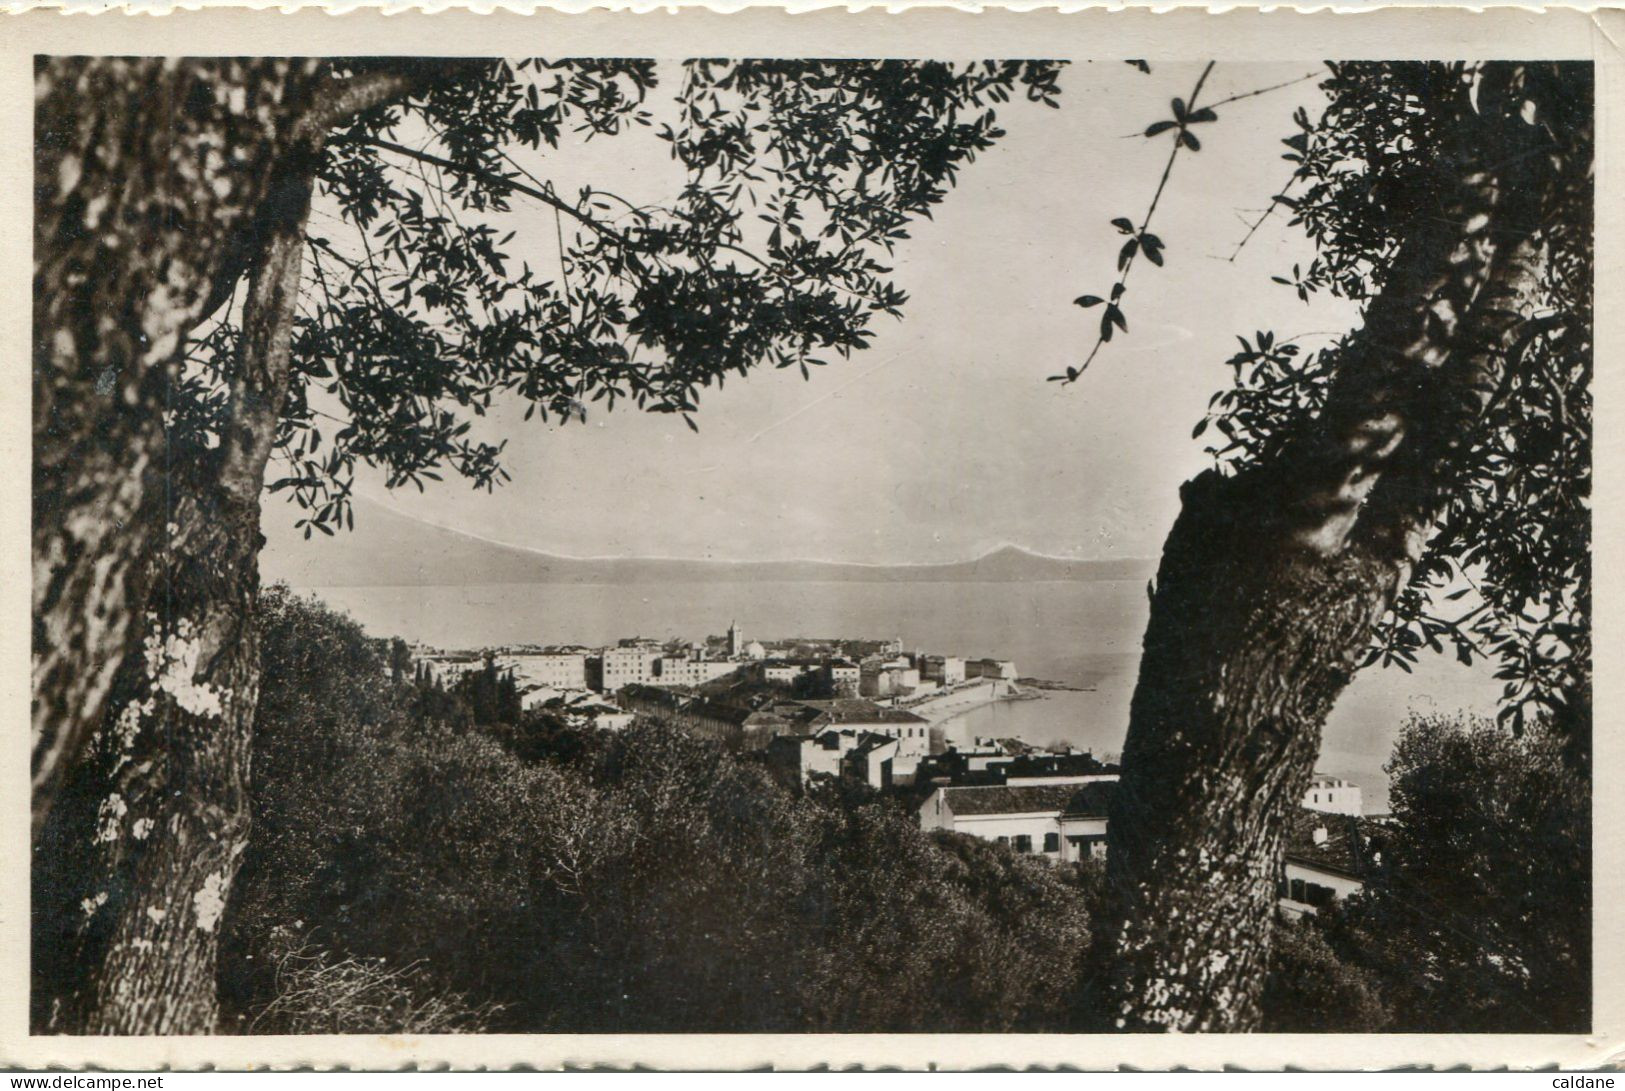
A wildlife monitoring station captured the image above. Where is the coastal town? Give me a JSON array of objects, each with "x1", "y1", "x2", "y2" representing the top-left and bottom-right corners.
[{"x1": 411, "y1": 623, "x2": 1379, "y2": 919}]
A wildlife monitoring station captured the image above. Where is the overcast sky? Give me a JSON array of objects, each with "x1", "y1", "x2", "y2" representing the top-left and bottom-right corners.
[{"x1": 263, "y1": 61, "x2": 1358, "y2": 568}]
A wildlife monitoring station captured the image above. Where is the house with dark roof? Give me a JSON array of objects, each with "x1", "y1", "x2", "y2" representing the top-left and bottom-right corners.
[
  {"x1": 1277, "y1": 808, "x2": 1384, "y2": 917},
  {"x1": 616, "y1": 684, "x2": 797, "y2": 747},
  {"x1": 918, "y1": 779, "x2": 1118, "y2": 863},
  {"x1": 921, "y1": 784, "x2": 1383, "y2": 913},
  {"x1": 768, "y1": 729, "x2": 902, "y2": 789},
  {"x1": 769, "y1": 698, "x2": 934, "y2": 775}
]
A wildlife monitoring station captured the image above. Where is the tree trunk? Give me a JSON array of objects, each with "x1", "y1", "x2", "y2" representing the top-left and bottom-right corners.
[
  {"x1": 31, "y1": 58, "x2": 326, "y2": 838},
  {"x1": 33, "y1": 59, "x2": 424, "y2": 1033},
  {"x1": 34, "y1": 145, "x2": 319, "y2": 1034},
  {"x1": 1099, "y1": 65, "x2": 1558, "y2": 1031}
]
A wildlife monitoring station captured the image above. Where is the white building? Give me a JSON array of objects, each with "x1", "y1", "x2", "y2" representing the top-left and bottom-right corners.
[
  {"x1": 920, "y1": 784, "x2": 1377, "y2": 917},
  {"x1": 573, "y1": 700, "x2": 634, "y2": 732},
  {"x1": 655, "y1": 657, "x2": 741, "y2": 687},
  {"x1": 918, "y1": 780, "x2": 1118, "y2": 862},
  {"x1": 415, "y1": 652, "x2": 483, "y2": 685},
  {"x1": 1302, "y1": 773, "x2": 1363, "y2": 816},
  {"x1": 922, "y1": 656, "x2": 966, "y2": 686},
  {"x1": 860, "y1": 664, "x2": 922, "y2": 698},
  {"x1": 769, "y1": 729, "x2": 901, "y2": 789},
  {"x1": 784, "y1": 699, "x2": 932, "y2": 758},
  {"x1": 501, "y1": 652, "x2": 588, "y2": 692},
  {"x1": 761, "y1": 660, "x2": 814, "y2": 685},
  {"x1": 824, "y1": 660, "x2": 861, "y2": 692},
  {"x1": 1278, "y1": 809, "x2": 1381, "y2": 918},
  {"x1": 598, "y1": 646, "x2": 661, "y2": 691}
]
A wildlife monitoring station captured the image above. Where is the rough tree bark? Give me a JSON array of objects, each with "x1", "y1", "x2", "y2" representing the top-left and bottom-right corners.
[
  {"x1": 34, "y1": 152, "x2": 317, "y2": 1035},
  {"x1": 32, "y1": 58, "x2": 326, "y2": 838},
  {"x1": 32, "y1": 58, "x2": 419, "y2": 1034},
  {"x1": 1099, "y1": 64, "x2": 1567, "y2": 1032}
]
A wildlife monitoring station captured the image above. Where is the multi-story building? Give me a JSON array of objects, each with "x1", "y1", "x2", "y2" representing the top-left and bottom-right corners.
[
  {"x1": 922, "y1": 655, "x2": 966, "y2": 686},
  {"x1": 780, "y1": 698, "x2": 933, "y2": 756},
  {"x1": 617, "y1": 684, "x2": 797, "y2": 748},
  {"x1": 500, "y1": 652, "x2": 588, "y2": 692},
  {"x1": 965, "y1": 658, "x2": 1019, "y2": 682},
  {"x1": 859, "y1": 664, "x2": 922, "y2": 698},
  {"x1": 768, "y1": 729, "x2": 901, "y2": 790},
  {"x1": 414, "y1": 652, "x2": 484, "y2": 686},
  {"x1": 597, "y1": 646, "x2": 661, "y2": 692},
  {"x1": 920, "y1": 782, "x2": 1379, "y2": 916},
  {"x1": 654, "y1": 657, "x2": 741, "y2": 688},
  {"x1": 823, "y1": 660, "x2": 861, "y2": 694},
  {"x1": 1302, "y1": 773, "x2": 1363, "y2": 816}
]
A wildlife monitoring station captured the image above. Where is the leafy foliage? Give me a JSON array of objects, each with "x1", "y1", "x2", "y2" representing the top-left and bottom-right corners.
[
  {"x1": 1073, "y1": 62, "x2": 1591, "y2": 730},
  {"x1": 223, "y1": 589, "x2": 1097, "y2": 1033},
  {"x1": 1056, "y1": 64, "x2": 1216, "y2": 382},
  {"x1": 1322, "y1": 713, "x2": 1589, "y2": 1032},
  {"x1": 1259, "y1": 917, "x2": 1389, "y2": 1033},
  {"x1": 172, "y1": 58, "x2": 1064, "y2": 539},
  {"x1": 1251, "y1": 63, "x2": 1591, "y2": 732}
]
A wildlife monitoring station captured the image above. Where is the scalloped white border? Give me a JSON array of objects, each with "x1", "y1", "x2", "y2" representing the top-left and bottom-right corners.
[{"x1": 1, "y1": 6, "x2": 1620, "y2": 1071}]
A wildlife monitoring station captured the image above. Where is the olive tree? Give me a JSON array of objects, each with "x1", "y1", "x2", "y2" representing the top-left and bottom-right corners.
[{"x1": 31, "y1": 55, "x2": 1063, "y2": 1033}]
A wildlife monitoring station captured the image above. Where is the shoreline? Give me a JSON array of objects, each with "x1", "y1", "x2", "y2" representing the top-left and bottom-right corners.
[{"x1": 902, "y1": 680, "x2": 1026, "y2": 727}]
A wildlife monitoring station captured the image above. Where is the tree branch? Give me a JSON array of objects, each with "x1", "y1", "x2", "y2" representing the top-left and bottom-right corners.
[
  {"x1": 292, "y1": 66, "x2": 426, "y2": 144},
  {"x1": 1073, "y1": 62, "x2": 1214, "y2": 378},
  {"x1": 360, "y1": 137, "x2": 643, "y2": 253},
  {"x1": 1263, "y1": 92, "x2": 1555, "y2": 564}
]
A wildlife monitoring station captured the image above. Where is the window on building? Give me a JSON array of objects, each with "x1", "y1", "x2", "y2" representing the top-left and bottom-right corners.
[
  {"x1": 1290, "y1": 878, "x2": 1307, "y2": 903},
  {"x1": 1043, "y1": 832, "x2": 1059, "y2": 853},
  {"x1": 997, "y1": 836, "x2": 1010, "y2": 846},
  {"x1": 1013, "y1": 835, "x2": 1033, "y2": 854}
]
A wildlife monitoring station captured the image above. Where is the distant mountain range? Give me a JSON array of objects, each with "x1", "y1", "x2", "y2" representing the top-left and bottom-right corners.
[{"x1": 261, "y1": 495, "x2": 1156, "y2": 588}]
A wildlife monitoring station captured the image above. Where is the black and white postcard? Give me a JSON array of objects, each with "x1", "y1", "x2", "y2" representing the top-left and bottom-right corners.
[{"x1": 3, "y1": 6, "x2": 1620, "y2": 1071}]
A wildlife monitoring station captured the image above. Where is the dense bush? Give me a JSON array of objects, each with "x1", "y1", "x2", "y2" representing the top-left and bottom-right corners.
[
  {"x1": 1323, "y1": 714, "x2": 1590, "y2": 1033},
  {"x1": 222, "y1": 592, "x2": 1587, "y2": 1033},
  {"x1": 221, "y1": 587, "x2": 1097, "y2": 1032},
  {"x1": 1259, "y1": 916, "x2": 1389, "y2": 1033}
]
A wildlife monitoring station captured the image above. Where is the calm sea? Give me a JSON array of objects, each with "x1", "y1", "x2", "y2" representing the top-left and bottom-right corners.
[{"x1": 294, "y1": 579, "x2": 1501, "y2": 811}]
